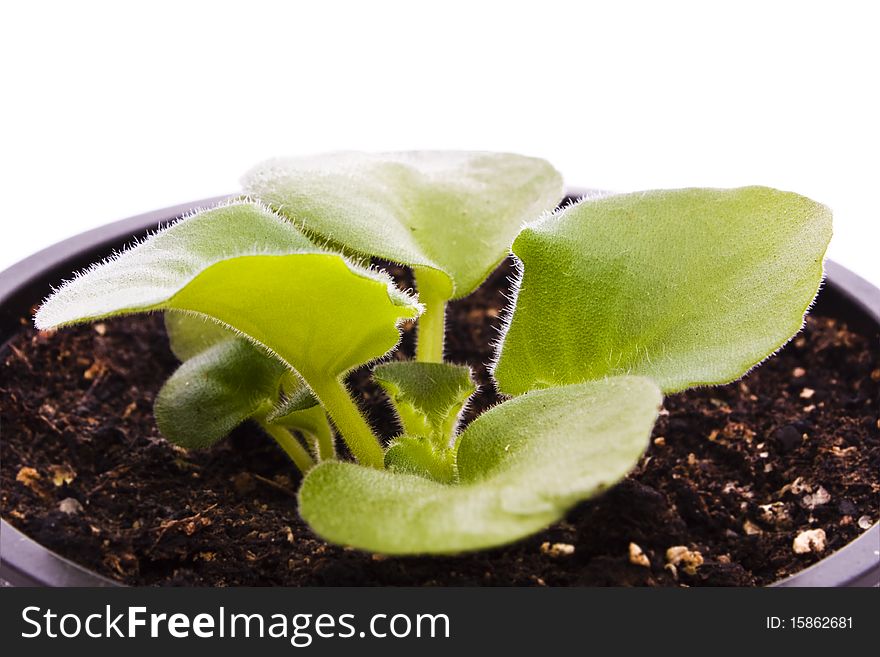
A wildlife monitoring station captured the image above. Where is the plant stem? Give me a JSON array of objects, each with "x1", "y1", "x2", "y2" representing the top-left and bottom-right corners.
[
  {"x1": 415, "y1": 291, "x2": 447, "y2": 363},
  {"x1": 311, "y1": 410, "x2": 336, "y2": 461},
  {"x1": 261, "y1": 423, "x2": 315, "y2": 473},
  {"x1": 311, "y1": 377, "x2": 385, "y2": 468},
  {"x1": 280, "y1": 406, "x2": 336, "y2": 462}
]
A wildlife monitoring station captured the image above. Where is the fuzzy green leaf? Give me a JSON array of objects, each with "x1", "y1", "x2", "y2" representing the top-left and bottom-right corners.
[
  {"x1": 35, "y1": 202, "x2": 421, "y2": 383},
  {"x1": 373, "y1": 361, "x2": 475, "y2": 445},
  {"x1": 299, "y1": 377, "x2": 661, "y2": 554},
  {"x1": 267, "y1": 383, "x2": 319, "y2": 423},
  {"x1": 384, "y1": 436, "x2": 455, "y2": 483},
  {"x1": 494, "y1": 187, "x2": 832, "y2": 394},
  {"x1": 242, "y1": 151, "x2": 564, "y2": 300},
  {"x1": 36, "y1": 201, "x2": 317, "y2": 328},
  {"x1": 165, "y1": 255, "x2": 419, "y2": 382},
  {"x1": 36, "y1": 201, "x2": 421, "y2": 467},
  {"x1": 155, "y1": 338, "x2": 283, "y2": 449}
]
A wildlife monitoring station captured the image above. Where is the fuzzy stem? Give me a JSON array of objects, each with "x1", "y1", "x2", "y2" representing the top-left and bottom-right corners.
[
  {"x1": 311, "y1": 377, "x2": 385, "y2": 468},
  {"x1": 415, "y1": 293, "x2": 447, "y2": 363},
  {"x1": 311, "y1": 410, "x2": 336, "y2": 461},
  {"x1": 284, "y1": 406, "x2": 336, "y2": 462},
  {"x1": 262, "y1": 423, "x2": 314, "y2": 473}
]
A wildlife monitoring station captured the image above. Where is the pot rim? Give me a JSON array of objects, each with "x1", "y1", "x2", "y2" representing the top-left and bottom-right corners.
[{"x1": 1, "y1": 194, "x2": 877, "y2": 587}]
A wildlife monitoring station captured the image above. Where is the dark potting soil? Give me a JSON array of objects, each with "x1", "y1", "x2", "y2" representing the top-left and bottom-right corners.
[{"x1": 1, "y1": 260, "x2": 879, "y2": 586}]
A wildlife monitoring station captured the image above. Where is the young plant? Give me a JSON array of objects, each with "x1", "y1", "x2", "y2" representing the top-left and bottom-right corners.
[{"x1": 35, "y1": 152, "x2": 832, "y2": 556}]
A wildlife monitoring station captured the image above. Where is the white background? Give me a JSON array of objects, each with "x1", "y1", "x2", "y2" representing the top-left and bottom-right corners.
[{"x1": 2, "y1": 1, "x2": 878, "y2": 285}]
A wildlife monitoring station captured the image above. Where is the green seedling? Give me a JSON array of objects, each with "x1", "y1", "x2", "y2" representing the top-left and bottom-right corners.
[
  {"x1": 36, "y1": 152, "x2": 832, "y2": 555},
  {"x1": 374, "y1": 361, "x2": 475, "y2": 483}
]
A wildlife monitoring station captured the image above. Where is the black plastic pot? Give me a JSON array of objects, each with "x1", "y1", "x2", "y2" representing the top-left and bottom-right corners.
[{"x1": 1, "y1": 196, "x2": 878, "y2": 587}]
